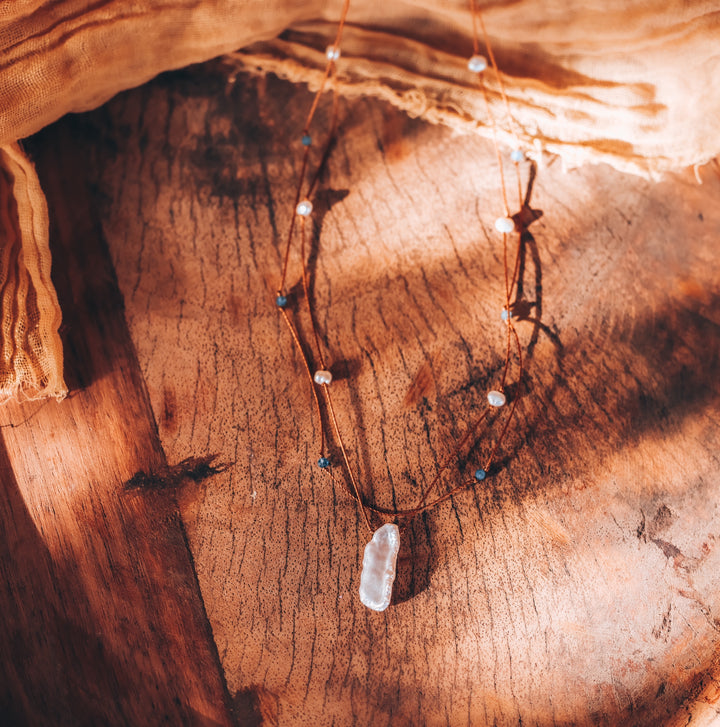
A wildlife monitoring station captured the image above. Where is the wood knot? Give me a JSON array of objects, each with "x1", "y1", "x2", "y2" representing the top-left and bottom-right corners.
[{"x1": 124, "y1": 455, "x2": 228, "y2": 492}]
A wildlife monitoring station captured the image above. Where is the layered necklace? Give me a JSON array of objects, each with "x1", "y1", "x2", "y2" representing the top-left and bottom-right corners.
[{"x1": 274, "y1": 0, "x2": 529, "y2": 611}]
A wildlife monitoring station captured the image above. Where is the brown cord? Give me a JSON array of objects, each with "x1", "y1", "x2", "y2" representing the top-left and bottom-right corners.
[
  {"x1": 279, "y1": 308, "x2": 326, "y2": 456},
  {"x1": 322, "y1": 385, "x2": 373, "y2": 533}
]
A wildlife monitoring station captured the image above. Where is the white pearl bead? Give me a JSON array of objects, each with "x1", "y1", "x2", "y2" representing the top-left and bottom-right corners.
[
  {"x1": 487, "y1": 390, "x2": 506, "y2": 407},
  {"x1": 467, "y1": 54, "x2": 487, "y2": 73},
  {"x1": 326, "y1": 45, "x2": 341, "y2": 61},
  {"x1": 501, "y1": 308, "x2": 512, "y2": 321},
  {"x1": 313, "y1": 369, "x2": 332, "y2": 385},
  {"x1": 296, "y1": 199, "x2": 313, "y2": 217},
  {"x1": 511, "y1": 149, "x2": 525, "y2": 162},
  {"x1": 495, "y1": 216, "x2": 515, "y2": 234}
]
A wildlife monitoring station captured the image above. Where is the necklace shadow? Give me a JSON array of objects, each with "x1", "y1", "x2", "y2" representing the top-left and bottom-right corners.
[{"x1": 392, "y1": 511, "x2": 434, "y2": 605}]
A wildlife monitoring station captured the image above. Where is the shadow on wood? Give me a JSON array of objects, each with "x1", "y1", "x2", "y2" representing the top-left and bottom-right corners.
[{"x1": 0, "y1": 122, "x2": 234, "y2": 724}]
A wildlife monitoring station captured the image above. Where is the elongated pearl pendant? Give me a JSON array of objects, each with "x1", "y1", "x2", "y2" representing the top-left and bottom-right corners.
[{"x1": 359, "y1": 523, "x2": 400, "y2": 612}]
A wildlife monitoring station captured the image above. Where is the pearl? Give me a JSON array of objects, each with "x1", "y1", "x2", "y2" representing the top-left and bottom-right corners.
[
  {"x1": 501, "y1": 308, "x2": 512, "y2": 321},
  {"x1": 313, "y1": 369, "x2": 332, "y2": 385},
  {"x1": 467, "y1": 54, "x2": 488, "y2": 73},
  {"x1": 487, "y1": 390, "x2": 507, "y2": 407},
  {"x1": 318, "y1": 456, "x2": 331, "y2": 469},
  {"x1": 301, "y1": 134, "x2": 312, "y2": 146},
  {"x1": 296, "y1": 199, "x2": 313, "y2": 216},
  {"x1": 276, "y1": 294, "x2": 288, "y2": 308},
  {"x1": 359, "y1": 523, "x2": 400, "y2": 612},
  {"x1": 326, "y1": 45, "x2": 341, "y2": 61},
  {"x1": 495, "y1": 216, "x2": 515, "y2": 234},
  {"x1": 511, "y1": 149, "x2": 525, "y2": 163},
  {"x1": 474, "y1": 468, "x2": 487, "y2": 481}
]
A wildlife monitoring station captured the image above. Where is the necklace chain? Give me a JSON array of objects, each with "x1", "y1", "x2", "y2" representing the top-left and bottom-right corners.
[{"x1": 275, "y1": 0, "x2": 528, "y2": 533}]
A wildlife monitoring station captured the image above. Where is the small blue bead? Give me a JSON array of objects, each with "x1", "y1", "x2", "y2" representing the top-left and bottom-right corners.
[
  {"x1": 318, "y1": 456, "x2": 331, "y2": 469},
  {"x1": 474, "y1": 468, "x2": 487, "y2": 481},
  {"x1": 511, "y1": 149, "x2": 525, "y2": 163},
  {"x1": 276, "y1": 295, "x2": 288, "y2": 308},
  {"x1": 301, "y1": 134, "x2": 312, "y2": 146}
]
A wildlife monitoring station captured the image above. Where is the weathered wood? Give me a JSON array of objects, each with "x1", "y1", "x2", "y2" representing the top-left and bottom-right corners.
[
  {"x1": 0, "y1": 123, "x2": 233, "y2": 725},
  {"x1": 68, "y1": 66, "x2": 720, "y2": 725}
]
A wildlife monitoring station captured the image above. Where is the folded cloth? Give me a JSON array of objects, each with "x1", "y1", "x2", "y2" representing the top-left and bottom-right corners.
[
  {"x1": 0, "y1": 143, "x2": 66, "y2": 402},
  {"x1": 0, "y1": 0, "x2": 717, "y2": 401}
]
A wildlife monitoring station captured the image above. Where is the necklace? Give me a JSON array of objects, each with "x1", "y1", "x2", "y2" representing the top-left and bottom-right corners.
[{"x1": 274, "y1": 0, "x2": 529, "y2": 611}]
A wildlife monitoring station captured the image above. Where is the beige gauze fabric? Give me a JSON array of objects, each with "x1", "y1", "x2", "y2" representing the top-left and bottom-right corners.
[
  {"x1": 0, "y1": 144, "x2": 65, "y2": 401},
  {"x1": 1, "y1": 0, "x2": 719, "y2": 400}
]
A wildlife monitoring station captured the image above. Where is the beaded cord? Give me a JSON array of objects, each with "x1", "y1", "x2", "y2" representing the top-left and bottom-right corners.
[{"x1": 273, "y1": 0, "x2": 528, "y2": 526}]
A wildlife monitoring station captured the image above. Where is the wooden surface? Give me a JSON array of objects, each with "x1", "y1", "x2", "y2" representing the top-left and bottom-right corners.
[
  {"x1": 19, "y1": 64, "x2": 720, "y2": 725},
  {"x1": 0, "y1": 126, "x2": 233, "y2": 724}
]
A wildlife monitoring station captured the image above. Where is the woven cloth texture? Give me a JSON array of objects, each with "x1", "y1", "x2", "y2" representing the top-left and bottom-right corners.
[
  {"x1": 0, "y1": 144, "x2": 65, "y2": 401},
  {"x1": 0, "y1": 0, "x2": 718, "y2": 400}
]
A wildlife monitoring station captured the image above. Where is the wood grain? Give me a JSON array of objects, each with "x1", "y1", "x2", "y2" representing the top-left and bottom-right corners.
[
  {"x1": 65, "y1": 65, "x2": 720, "y2": 725},
  {"x1": 0, "y1": 124, "x2": 233, "y2": 725}
]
